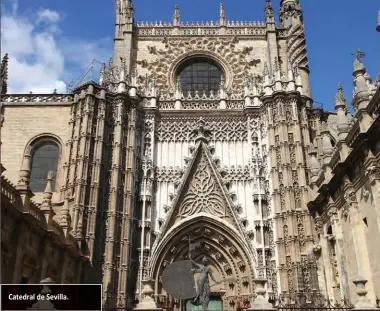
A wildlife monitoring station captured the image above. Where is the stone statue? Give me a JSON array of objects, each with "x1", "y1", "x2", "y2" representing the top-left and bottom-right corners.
[{"x1": 189, "y1": 254, "x2": 218, "y2": 311}]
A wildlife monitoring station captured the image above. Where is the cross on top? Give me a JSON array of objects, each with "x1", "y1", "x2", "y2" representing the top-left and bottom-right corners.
[{"x1": 353, "y1": 49, "x2": 365, "y2": 60}]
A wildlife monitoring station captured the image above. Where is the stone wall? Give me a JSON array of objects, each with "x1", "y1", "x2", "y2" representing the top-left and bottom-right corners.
[
  {"x1": 1, "y1": 173, "x2": 85, "y2": 284},
  {"x1": 1, "y1": 103, "x2": 71, "y2": 202}
]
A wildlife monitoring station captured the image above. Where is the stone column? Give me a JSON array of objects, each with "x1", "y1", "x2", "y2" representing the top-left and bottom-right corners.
[
  {"x1": 365, "y1": 164, "x2": 380, "y2": 234},
  {"x1": 328, "y1": 207, "x2": 350, "y2": 300},
  {"x1": 343, "y1": 177, "x2": 376, "y2": 303}
]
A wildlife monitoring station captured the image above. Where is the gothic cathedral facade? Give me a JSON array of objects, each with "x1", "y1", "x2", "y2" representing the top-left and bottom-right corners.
[{"x1": 1, "y1": 0, "x2": 380, "y2": 309}]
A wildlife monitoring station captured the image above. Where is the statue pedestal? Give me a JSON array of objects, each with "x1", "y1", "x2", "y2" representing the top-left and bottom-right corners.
[
  {"x1": 133, "y1": 280, "x2": 162, "y2": 311},
  {"x1": 247, "y1": 279, "x2": 275, "y2": 311}
]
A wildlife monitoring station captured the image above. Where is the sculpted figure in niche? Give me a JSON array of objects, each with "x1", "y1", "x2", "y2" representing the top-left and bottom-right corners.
[{"x1": 189, "y1": 254, "x2": 217, "y2": 311}]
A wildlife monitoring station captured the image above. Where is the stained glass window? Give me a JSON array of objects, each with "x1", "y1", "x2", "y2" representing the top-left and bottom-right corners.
[
  {"x1": 177, "y1": 58, "x2": 223, "y2": 95},
  {"x1": 29, "y1": 141, "x2": 59, "y2": 192}
]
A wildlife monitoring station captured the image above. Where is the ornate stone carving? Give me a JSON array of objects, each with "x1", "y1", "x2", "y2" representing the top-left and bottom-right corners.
[
  {"x1": 137, "y1": 37, "x2": 261, "y2": 97},
  {"x1": 156, "y1": 117, "x2": 248, "y2": 142},
  {"x1": 155, "y1": 166, "x2": 184, "y2": 182},
  {"x1": 177, "y1": 151, "x2": 229, "y2": 218}
]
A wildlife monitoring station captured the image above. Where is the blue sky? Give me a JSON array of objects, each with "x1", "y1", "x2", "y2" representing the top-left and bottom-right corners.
[{"x1": 1, "y1": 0, "x2": 379, "y2": 111}]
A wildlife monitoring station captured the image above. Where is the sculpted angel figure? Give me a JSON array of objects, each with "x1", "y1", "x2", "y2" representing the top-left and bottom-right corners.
[{"x1": 189, "y1": 254, "x2": 218, "y2": 311}]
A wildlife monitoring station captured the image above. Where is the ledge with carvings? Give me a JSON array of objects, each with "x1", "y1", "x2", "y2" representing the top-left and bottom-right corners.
[
  {"x1": 307, "y1": 116, "x2": 380, "y2": 217},
  {"x1": 1, "y1": 171, "x2": 83, "y2": 258}
]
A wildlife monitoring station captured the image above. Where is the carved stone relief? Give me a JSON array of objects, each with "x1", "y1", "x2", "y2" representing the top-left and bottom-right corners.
[
  {"x1": 137, "y1": 37, "x2": 262, "y2": 97},
  {"x1": 156, "y1": 117, "x2": 248, "y2": 142}
]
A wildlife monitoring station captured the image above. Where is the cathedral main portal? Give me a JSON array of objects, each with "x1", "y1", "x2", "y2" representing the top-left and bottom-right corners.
[{"x1": 148, "y1": 143, "x2": 257, "y2": 308}]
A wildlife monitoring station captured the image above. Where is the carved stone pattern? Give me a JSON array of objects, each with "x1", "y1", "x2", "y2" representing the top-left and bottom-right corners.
[
  {"x1": 268, "y1": 228, "x2": 275, "y2": 256},
  {"x1": 280, "y1": 184, "x2": 285, "y2": 209},
  {"x1": 260, "y1": 118, "x2": 267, "y2": 138},
  {"x1": 219, "y1": 165, "x2": 252, "y2": 182},
  {"x1": 278, "y1": 172, "x2": 283, "y2": 184},
  {"x1": 285, "y1": 105, "x2": 293, "y2": 123},
  {"x1": 157, "y1": 118, "x2": 248, "y2": 142},
  {"x1": 272, "y1": 105, "x2": 278, "y2": 124},
  {"x1": 286, "y1": 256, "x2": 294, "y2": 293},
  {"x1": 181, "y1": 101, "x2": 220, "y2": 110},
  {"x1": 297, "y1": 223, "x2": 305, "y2": 251},
  {"x1": 138, "y1": 37, "x2": 261, "y2": 96},
  {"x1": 257, "y1": 249, "x2": 264, "y2": 278},
  {"x1": 155, "y1": 166, "x2": 184, "y2": 182},
  {"x1": 178, "y1": 150, "x2": 230, "y2": 218},
  {"x1": 294, "y1": 183, "x2": 301, "y2": 208},
  {"x1": 276, "y1": 147, "x2": 282, "y2": 167},
  {"x1": 292, "y1": 170, "x2": 298, "y2": 183},
  {"x1": 287, "y1": 24, "x2": 309, "y2": 69},
  {"x1": 271, "y1": 260, "x2": 278, "y2": 294},
  {"x1": 283, "y1": 225, "x2": 289, "y2": 249},
  {"x1": 301, "y1": 255, "x2": 311, "y2": 292}
]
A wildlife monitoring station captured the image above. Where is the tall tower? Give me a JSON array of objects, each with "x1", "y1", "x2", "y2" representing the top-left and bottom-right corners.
[
  {"x1": 115, "y1": 0, "x2": 134, "y2": 70},
  {"x1": 280, "y1": 0, "x2": 311, "y2": 98}
]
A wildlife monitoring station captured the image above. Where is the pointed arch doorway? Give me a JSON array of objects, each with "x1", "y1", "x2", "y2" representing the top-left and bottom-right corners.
[{"x1": 149, "y1": 214, "x2": 256, "y2": 310}]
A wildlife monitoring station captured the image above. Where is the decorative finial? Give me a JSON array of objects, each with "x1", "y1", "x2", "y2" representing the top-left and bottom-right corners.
[
  {"x1": 124, "y1": 0, "x2": 134, "y2": 19},
  {"x1": 0, "y1": 53, "x2": 9, "y2": 95},
  {"x1": 377, "y1": 11, "x2": 380, "y2": 32},
  {"x1": 354, "y1": 49, "x2": 365, "y2": 61},
  {"x1": 353, "y1": 49, "x2": 366, "y2": 72},
  {"x1": 40, "y1": 171, "x2": 54, "y2": 219},
  {"x1": 335, "y1": 83, "x2": 347, "y2": 108},
  {"x1": 265, "y1": 0, "x2": 275, "y2": 24},
  {"x1": 193, "y1": 117, "x2": 211, "y2": 144},
  {"x1": 99, "y1": 62, "x2": 106, "y2": 86},
  {"x1": 173, "y1": 4, "x2": 180, "y2": 26},
  {"x1": 219, "y1": 3, "x2": 227, "y2": 25}
]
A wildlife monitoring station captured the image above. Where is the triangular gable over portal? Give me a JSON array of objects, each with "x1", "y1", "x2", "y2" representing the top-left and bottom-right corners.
[{"x1": 156, "y1": 141, "x2": 248, "y2": 244}]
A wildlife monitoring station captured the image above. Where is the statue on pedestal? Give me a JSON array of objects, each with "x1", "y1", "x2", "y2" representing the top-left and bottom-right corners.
[{"x1": 189, "y1": 254, "x2": 218, "y2": 311}]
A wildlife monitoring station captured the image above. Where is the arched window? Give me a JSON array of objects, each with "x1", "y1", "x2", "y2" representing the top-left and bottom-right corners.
[
  {"x1": 29, "y1": 138, "x2": 60, "y2": 192},
  {"x1": 177, "y1": 57, "x2": 224, "y2": 95}
]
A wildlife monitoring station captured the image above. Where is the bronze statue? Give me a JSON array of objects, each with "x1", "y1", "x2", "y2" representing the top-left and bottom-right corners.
[{"x1": 189, "y1": 254, "x2": 218, "y2": 311}]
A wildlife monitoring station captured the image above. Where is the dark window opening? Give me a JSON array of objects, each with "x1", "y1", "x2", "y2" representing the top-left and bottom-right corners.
[
  {"x1": 29, "y1": 141, "x2": 60, "y2": 192},
  {"x1": 363, "y1": 217, "x2": 368, "y2": 227},
  {"x1": 177, "y1": 57, "x2": 223, "y2": 96},
  {"x1": 327, "y1": 225, "x2": 333, "y2": 235}
]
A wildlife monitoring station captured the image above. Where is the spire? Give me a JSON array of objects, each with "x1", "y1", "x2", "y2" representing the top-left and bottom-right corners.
[
  {"x1": 265, "y1": 0, "x2": 275, "y2": 24},
  {"x1": 173, "y1": 4, "x2": 180, "y2": 26},
  {"x1": 0, "y1": 53, "x2": 9, "y2": 95},
  {"x1": 40, "y1": 171, "x2": 55, "y2": 225},
  {"x1": 280, "y1": 0, "x2": 303, "y2": 29},
  {"x1": 335, "y1": 84, "x2": 350, "y2": 136},
  {"x1": 352, "y1": 50, "x2": 370, "y2": 108},
  {"x1": 321, "y1": 122, "x2": 334, "y2": 158},
  {"x1": 124, "y1": 0, "x2": 134, "y2": 22},
  {"x1": 377, "y1": 10, "x2": 380, "y2": 32},
  {"x1": 99, "y1": 62, "x2": 106, "y2": 86},
  {"x1": 219, "y1": 3, "x2": 227, "y2": 26},
  {"x1": 335, "y1": 83, "x2": 347, "y2": 110}
]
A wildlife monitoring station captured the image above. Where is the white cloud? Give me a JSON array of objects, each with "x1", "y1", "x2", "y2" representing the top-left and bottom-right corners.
[
  {"x1": 1, "y1": 2, "x2": 112, "y2": 94},
  {"x1": 37, "y1": 9, "x2": 61, "y2": 24}
]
